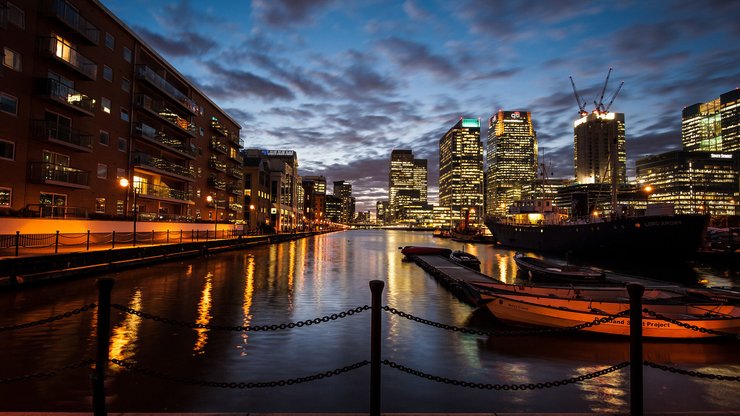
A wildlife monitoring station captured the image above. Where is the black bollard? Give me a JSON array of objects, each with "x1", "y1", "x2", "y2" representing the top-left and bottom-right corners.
[
  {"x1": 15, "y1": 231, "x2": 19, "y2": 257},
  {"x1": 87, "y1": 230, "x2": 91, "y2": 251},
  {"x1": 55, "y1": 230, "x2": 59, "y2": 254},
  {"x1": 369, "y1": 280, "x2": 384, "y2": 416},
  {"x1": 627, "y1": 283, "x2": 644, "y2": 416},
  {"x1": 93, "y1": 278, "x2": 114, "y2": 416}
]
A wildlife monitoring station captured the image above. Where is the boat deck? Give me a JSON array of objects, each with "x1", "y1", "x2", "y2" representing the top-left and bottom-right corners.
[{"x1": 410, "y1": 254, "x2": 493, "y2": 305}]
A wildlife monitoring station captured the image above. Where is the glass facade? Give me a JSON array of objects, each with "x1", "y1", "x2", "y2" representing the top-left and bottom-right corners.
[
  {"x1": 439, "y1": 118, "x2": 484, "y2": 223},
  {"x1": 388, "y1": 149, "x2": 427, "y2": 222},
  {"x1": 573, "y1": 111, "x2": 626, "y2": 185},
  {"x1": 682, "y1": 89, "x2": 740, "y2": 153}
]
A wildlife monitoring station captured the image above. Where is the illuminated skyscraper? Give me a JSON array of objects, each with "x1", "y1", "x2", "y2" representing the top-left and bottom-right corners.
[
  {"x1": 302, "y1": 175, "x2": 326, "y2": 222},
  {"x1": 388, "y1": 149, "x2": 427, "y2": 221},
  {"x1": 486, "y1": 110, "x2": 538, "y2": 216},
  {"x1": 573, "y1": 112, "x2": 626, "y2": 185},
  {"x1": 333, "y1": 180, "x2": 354, "y2": 223},
  {"x1": 682, "y1": 88, "x2": 740, "y2": 152},
  {"x1": 439, "y1": 118, "x2": 484, "y2": 223}
]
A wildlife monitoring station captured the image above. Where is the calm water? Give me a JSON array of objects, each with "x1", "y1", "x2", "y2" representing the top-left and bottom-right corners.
[{"x1": 0, "y1": 230, "x2": 737, "y2": 413}]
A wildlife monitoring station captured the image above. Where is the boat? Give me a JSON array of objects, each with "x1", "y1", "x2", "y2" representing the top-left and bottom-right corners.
[
  {"x1": 449, "y1": 250, "x2": 481, "y2": 271},
  {"x1": 432, "y1": 229, "x2": 451, "y2": 238},
  {"x1": 514, "y1": 253, "x2": 605, "y2": 283},
  {"x1": 484, "y1": 293, "x2": 740, "y2": 339},
  {"x1": 450, "y1": 208, "x2": 495, "y2": 243},
  {"x1": 399, "y1": 246, "x2": 452, "y2": 257}
]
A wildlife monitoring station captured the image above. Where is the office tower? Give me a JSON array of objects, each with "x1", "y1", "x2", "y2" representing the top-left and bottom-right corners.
[
  {"x1": 388, "y1": 149, "x2": 427, "y2": 221},
  {"x1": 0, "y1": 0, "x2": 242, "y2": 222},
  {"x1": 439, "y1": 118, "x2": 484, "y2": 223},
  {"x1": 573, "y1": 112, "x2": 626, "y2": 186},
  {"x1": 376, "y1": 201, "x2": 388, "y2": 224},
  {"x1": 302, "y1": 175, "x2": 326, "y2": 222},
  {"x1": 486, "y1": 110, "x2": 538, "y2": 216},
  {"x1": 682, "y1": 88, "x2": 740, "y2": 152},
  {"x1": 333, "y1": 180, "x2": 354, "y2": 223}
]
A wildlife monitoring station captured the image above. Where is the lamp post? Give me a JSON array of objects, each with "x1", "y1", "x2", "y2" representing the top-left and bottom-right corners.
[
  {"x1": 119, "y1": 178, "x2": 138, "y2": 246},
  {"x1": 249, "y1": 204, "x2": 255, "y2": 232},
  {"x1": 207, "y1": 195, "x2": 218, "y2": 238}
]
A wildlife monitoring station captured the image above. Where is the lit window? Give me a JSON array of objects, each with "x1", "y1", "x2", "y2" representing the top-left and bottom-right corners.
[
  {"x1": 116, "y1": 200, "x2": 124, "y2": 215},
  {"x1": 104, "y1": 33, "x2": 115, "y2": 50},
  {"x1": 0, "y1": 139, "x2": 15, "y2": 160},
  {"x1": 120, "y1": 107, "x2": 129, "y2": 122},
  {"x1": 101, "y1": 97, "x2": 111, "y2": 114},
  {"x1": 2, "y1": 48, "x2": 21, "y2": 71},
  {"x1": 99, "y1": 130, "x2": 109, "y2": 146},
  {"x1": 0, "y1": 93, "x2": 18, "y2": 115},
  {"x1": 121, "y1": 77, "x2": 130, "y2": 92},
  {"x1": 97, "y1": 163, "x2": 107, "y2": 179},
  {"x1": 117, "y1": 137, "x2": 127, "y2": 152},
  {"x1": 103, "y1": 65, "x2": 113, "y2": 82},
  {"x1": 95, "y1": 198, "x2": 106, "y2": 213},
  {"x1": 122, "y1": 47, "x2": 132, "y2": 63},
  {"x1": 0, "y1": 187, "x2": 11, "y2": 207}
]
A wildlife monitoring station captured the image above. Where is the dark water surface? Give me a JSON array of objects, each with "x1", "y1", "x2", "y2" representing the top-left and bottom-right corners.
[{"x1": 0, "y1": 230, "x2": 737, "y2": 413}]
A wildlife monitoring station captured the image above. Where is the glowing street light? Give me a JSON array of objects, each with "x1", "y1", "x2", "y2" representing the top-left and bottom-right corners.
[
  {"x1": 206, "y1": 195, "x2": 218, "y2": 238},
  {"x1": 119, "y1": 178, "x2": 138, "y2": 246}
]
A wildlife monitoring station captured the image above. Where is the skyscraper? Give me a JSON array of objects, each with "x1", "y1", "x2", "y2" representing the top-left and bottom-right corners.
[
  {"x1": 439, "y1": 118, "x2": 484, "y2": 223},
  {"x1": 486, "y1": 110, "x2": 538, "y2": 216},
  {"x1": 573, "y1": 112, "x2": 626, "y2": 186},
  {"x1": 682, "y1": 88, "x2": 740, "y2": 152},
  {"x1": 333, "y1": 180, "x2": 354, "y2": 223},
  {"x1": 388, "y1": 149, "x2": 427, "y2": 222}
]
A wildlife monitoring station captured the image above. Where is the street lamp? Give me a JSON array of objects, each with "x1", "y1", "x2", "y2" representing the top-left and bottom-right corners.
[
  {"x1": 119, "y1": 178, "x2": 138, "y2": 246},
  {"x1": 206, "y1": 195, "x2": 218, "y2": 238},
  {"x1": 249, "y1": 204, "x2": 255, "y2": 232}
]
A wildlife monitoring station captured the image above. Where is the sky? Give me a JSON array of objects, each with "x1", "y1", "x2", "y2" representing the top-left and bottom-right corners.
[{"x1": 100, "y1": 0, "x2": 740, "y2": 212}]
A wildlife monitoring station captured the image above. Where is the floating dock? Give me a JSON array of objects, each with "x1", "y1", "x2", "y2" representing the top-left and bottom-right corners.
[{"x1": 409, "y1": 254, "x2": 492, "y2": 305}]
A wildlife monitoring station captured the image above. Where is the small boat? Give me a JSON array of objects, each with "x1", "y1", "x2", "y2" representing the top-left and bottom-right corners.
[
  {"x1": 449, "y1": 250, "x2": 481, "y2": 271},
  {"x1": 485, "y1": 293, "x2": 739, "y2": 339},
  {"x1": 514, "y1": 253, "x2": 605, "y2": 283},
  {"x1": 432, "y1": 229, "x2": 451, "y2": 238},
  {"x1": 399, "y1": 246, "x2": 452, "y2": 257}
]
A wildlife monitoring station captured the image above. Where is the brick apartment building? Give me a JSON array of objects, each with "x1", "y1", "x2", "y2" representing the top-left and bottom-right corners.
[{"x1": 0, "y1": 0, "x2": 243, "y2": 223}]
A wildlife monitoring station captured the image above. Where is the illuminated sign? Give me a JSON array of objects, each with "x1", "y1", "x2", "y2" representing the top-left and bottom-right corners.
[
  {"x1": 710, "y1": 153, "x2": 732, "y2": 159},
  {"x1": 270, "y1": 208, "x2": 277, "y2": 214},
  {"x1": 511, "y1": 111, "x2": 520, "y2": 119},
  {"x1": 461, "y1": 118, "x2": 480, "y2": 128}
]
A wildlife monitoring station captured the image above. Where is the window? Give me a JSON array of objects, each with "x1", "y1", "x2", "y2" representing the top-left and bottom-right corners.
[
  {"x1": 99, "y1": 130, "x2": 109, "y2": 146},
  {"x1": 97, "y1": 163, "x2": 107, "y2": 179},
  {"x1": 117, "y1": 137, "x2": 127, "y2": 152},
  {"x1": 45, "y1": 111, "x2": 71, "y2": 141},
  {"x1": 2, "y1": 48, "x2": 21, "y2": 71},
  {"x1": 0, "y1": 139, "x2": 15, "y2": 160},
  {"x1": 116, "y1": 168, "x2": 126, "y2": 178},
  {"x1": 199, "y1": 127, "x2": 204, "y2": 136},
  {"x1": 42, "y1": 150, "x2": 70, "y2": 167},
  {"x1": 0, "y1": 187, "x2": 11, "y2": 207},
  {"x1": 121, "y1": 77, "x2": 130, "y2": 92},
  {"x1": 0, "y1": 93, "x2": 18, "y2": 115},
  {"x1": 104, "y1": 33, "x2": 115, "y2": 50},
  {"x1": 120, "y1": 107, "x2": 129, "y2": 122},
  {"x1": 95, "y1": 198, "x2": 106, "y2": 213},
  {"x1": 116, "y1": 200, "x2": 124, "y2": 215},
  {"x1": 122, "y1": 47, "x2": 132, "y2": 63},
  {"x1": 6, "y1": 2, "x2": 24, "y2": 29},
  {"x1": 101, "y1": 97, "x2": 111, "y2": 114},
  {"x1": 103, "y1": 65, "x2": 113, "y2": 82}
]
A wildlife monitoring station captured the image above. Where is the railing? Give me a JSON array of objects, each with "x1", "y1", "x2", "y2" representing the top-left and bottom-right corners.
[
  {"x1": 227, "y1": 183, "x2": 242, "y2": 195},
  {"x1": 229, "y1": 134, "x2": 244, "y2": 148},
  {"x1": 208, "y1": 176, "x2": 226, "y2": 191},
  {"x1": 47, "y1": 0, "x2": 100, "y2": 44},
  {"x1": 2, "y1": 281, "x2": 735, "y2": 416},
  {"x1": 227, "y1": 167, "x2": 244, "y2": 180},
  {"x1": 209, "y1": 158, "x2": 227, "y2": 172},
  {"x1": 133, "y1": 153, "x2": 196, "y2": 180},
  {"x1": 135, "y1": 65, "x2": 198, "y2": 114},
  {"x1": 229, "y1": 151, "x2": 243, "y2": 164},
  {"x1": 29, "y1": 162, "x2": 90, "y2": 187},
  {"x1": 33, "y1": 120, "x2": 93, "y2": 151},
  {"x1": 134, "y1": 94, "x2": 196, "y2": 136},
  {"x1": 210, "y1": 117, "x2": 228, "y2": 136},
  {"x1": 137, "y1": 182, "x2": 192, "y2": 202},
  {"x1": 41, "y1": 37, "x2": 97, "y2": 80},
  {"x1": 134, "y1": 123, "x2": 196, "y2": 158},
  {"x1": 210, "y1": 139, "x2": 228, "y2": 154},
  {"x1": 37, "y1": 78, "x2": 96, "y2": 115}
]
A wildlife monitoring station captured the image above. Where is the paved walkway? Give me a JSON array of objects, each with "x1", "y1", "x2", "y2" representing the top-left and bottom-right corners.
[{"x1": 2, "y1": 412, "x2": 739, "y2": 415}]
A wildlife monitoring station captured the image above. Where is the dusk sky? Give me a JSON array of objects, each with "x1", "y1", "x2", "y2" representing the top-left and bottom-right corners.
[{"x1": 100, "y1": 0, "x2": 739, "y2": 211}]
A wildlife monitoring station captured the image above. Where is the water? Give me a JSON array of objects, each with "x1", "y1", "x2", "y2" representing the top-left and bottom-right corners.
[{"x1": 0, "y1": 230, "x2": 737, "y2": 413}]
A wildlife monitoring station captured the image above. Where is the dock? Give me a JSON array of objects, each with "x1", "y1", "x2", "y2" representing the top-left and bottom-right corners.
[{"x1": 409, "y1": 254, "x2": 492, "y2": 305}]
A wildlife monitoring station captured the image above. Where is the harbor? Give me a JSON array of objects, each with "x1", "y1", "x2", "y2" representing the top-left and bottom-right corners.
[{"x1": 1, "y1": 230, "x2": 737, "y2": 414}]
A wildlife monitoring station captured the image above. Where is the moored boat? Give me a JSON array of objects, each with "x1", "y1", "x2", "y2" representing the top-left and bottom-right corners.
[
  {"x1": 514, "y1": 253, "x2": 605, "y2": 283},
  {"x1": 399, "y1": 246, "x2": 452, "y2": 257},
  {"x1": 484, "y1": 293, "x2": 739, "y2": 339},
  {"x1": 449, "y1": 250, "x2": 481, "y2": 271}
]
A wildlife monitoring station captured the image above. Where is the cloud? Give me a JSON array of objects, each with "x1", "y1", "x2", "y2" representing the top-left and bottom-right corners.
[
  {"x1": 201, "y1": 63, "x2": 295, "y2": 101},
  {"x1": 134, "y1": 27, "x2": 218, "y2": 57},
  {"x1": 375, "y1": 37, "x2": 459, "y2": 79},
  {"x1": 252, "y1": 0, "x2": 336, "y2": 27},
  {"x1": 403, "y1": 0, "x2": 431, "y2": 20}
]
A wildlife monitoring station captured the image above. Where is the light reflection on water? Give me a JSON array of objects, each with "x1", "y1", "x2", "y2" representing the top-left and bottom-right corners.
[{"x1": 0, "y1": 230, "x2": 737, "y2": 413}]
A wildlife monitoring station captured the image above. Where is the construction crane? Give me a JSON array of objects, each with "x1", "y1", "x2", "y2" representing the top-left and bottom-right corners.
[
  {"x1": 569, "y1": 76, "x2": 588, "y2": 116},
  {"x1": 594, "y1": 67, "x2": 612, "y2": 112},
  {"x1": 604, "y1": 81, "x2": 624, "y2": 113}
]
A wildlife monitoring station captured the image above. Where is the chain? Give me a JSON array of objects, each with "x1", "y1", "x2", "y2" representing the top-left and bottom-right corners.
[
  {"x1": 644, "y1": 361, "x2": 740, "y2": 381},
  {"x1": 642, "y1": 308, "x2": 739, "y2": 338},
  {"x1": 111, "y1": 358, "x2": 369, "y2": 388},
  {"x1": 112, "y1": 304, "x2": 370, "y2": 331},
  {"x1": 0, "y1": 359, "x2": 94, "y2": 384},
  {"x1": 382, "y1": 359, "x2": 629, "y2": 390},
  {"x1": 0, "y1": 303, "x2": 97, "y2": 332},
  {"x1": 382, "y1": 306, "x2": 630, "y2": 336}
]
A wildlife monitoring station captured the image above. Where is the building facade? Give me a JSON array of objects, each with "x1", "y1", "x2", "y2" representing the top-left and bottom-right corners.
[
  {"x1": 388, "y1": 149, "x2": 427, "y2": 222},
  {"x1": 242, "y1": 149, "x2": 272, "y2": 231},
  {"x1": 376, "y1": 200, "x2": 387, "y2": 224},
  {"x1": 573, "y1": 112, "x2": 626, "y2": 186},
  {"x1": 682, "y1": 88, "x2": 740, "y2": 153},
  {"x1": 439, "y1": 118, "x2": 484, "y2": 224},
  {"x1": 302, "y1": 175, "x2": 326, "y2": 224},
  {"x1": 333, "y1": 180, "x2": 354, "y2": 223},
  {"x1": 486, "y1": 110, "x2": 538, "y2": 216},
  {"x1": 0, "y1": 0, "x2": 242, "y2": 223}
]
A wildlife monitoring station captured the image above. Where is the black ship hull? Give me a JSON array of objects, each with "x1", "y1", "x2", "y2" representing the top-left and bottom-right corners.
[{"x1": 485, "y1": 214, "x2": 708, "y2": 258}]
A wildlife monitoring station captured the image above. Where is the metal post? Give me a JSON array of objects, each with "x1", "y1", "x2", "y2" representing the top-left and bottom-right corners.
[
  {"x1": 15, "y1": 231, "x2": 19, "y2": 257},
  {"x1": 87, "y1": 230, "x2": 91, "y2": 251},
  {"x1": 55, "y1": 231, "x2": 59, "y2": 254},
  {"x1": 628, "y1": 283, "x2": 644, "y2": 416},
  {"x1": 369, "y1": 280, "x2": 384, "y2": 416},
  {"x1": 166, "y1": 230, "x2": 170, "y2": 244},
  {"x1": 180, "y1": 229, "x2": 183, "y2": 244},
  {"x1": 151, "y1": 230, "x2": 154, "y2": 245},
  {"x1": 132, "y1": 188, "x2": 138, "y2": 247},
  {"x1": 111, "y1": 231, "x2": 115, "y2": 249},
  {"x1": 93, "y1": 278, "x2": 114, "y2": 416}
]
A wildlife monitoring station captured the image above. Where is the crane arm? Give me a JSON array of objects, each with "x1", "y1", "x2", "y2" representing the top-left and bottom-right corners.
[
  {"x1": 604, "y1": 81, "x2": 624, "y2": 112},
  {"x1": 569, "y1": 76, "x2": 586, "y2": 113}
]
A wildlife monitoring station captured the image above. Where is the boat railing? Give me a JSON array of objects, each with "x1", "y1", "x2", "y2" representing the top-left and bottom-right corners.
[{"x1": 2, "y1": 281, "x2": 736, "y2": 415}]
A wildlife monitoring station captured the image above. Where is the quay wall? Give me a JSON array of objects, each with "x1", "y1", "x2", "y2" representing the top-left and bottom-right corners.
[{"x1": 0, "y1": 218, "x2": 238, "y2": 235}]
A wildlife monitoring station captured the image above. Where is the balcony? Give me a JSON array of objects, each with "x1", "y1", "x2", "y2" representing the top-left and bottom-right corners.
[
  {"x1": 30, "y1": 162, "x2": 90, "y2": 188},
  {"x1": 227, "y1": 167, "x2": 244, "y2": 180},
  {"x1": 37, "y1": 78, "x2": 96, "y2": 116},
  {"x1": 47, "y1": 0, "x2": 100, "y2": 45},
  {"x1": 227, "y1": 183, "x2": 242, "y2": 196},
  {"x1": 210, "y1": 139, "x2": 228, "y2": 155},
  {"x1": 133, "y1": 152, "x2": 196, "y2": 182},
  {"x1": 138, "y1": 182, "x2": 193, "y2": 203},
  {"x1": 209, "y1": 158, "x2": 227, "y2": 172},
  {"x1": 135, "y1": 94, "x2": 196, "y2": 137},
  {"x1": 135, "y1": 65, "x2": 198, "y2": 115},
  {"x1": 229, "y1": 134, "x2": 244, "y2": 148},
  {"x1": 208, "y1": 176, "x2": 227, "y2": 191},
  {"x1": 134, "y1": 122, "x2": 197, "y2": 159},
  {"x1": 41, "y1": 37, "x2": 97, "y2": 80},
  {"x1": 229, "y1": 151, "x2": 244, "y2": 164},
  {"x1": 210, "y1": 117, "x2": 228, "y2": 136},
  {"x1": 229, "y1": 203, "x2": 243, "y2": 212},
  {"x1": 33, "y1": 120, "x2": 93, "y2": 152}
]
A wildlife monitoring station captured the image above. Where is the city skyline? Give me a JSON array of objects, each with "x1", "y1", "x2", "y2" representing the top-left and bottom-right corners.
[{"x1": 100, "y1": 0, "x2": 740, "y2": 211}]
